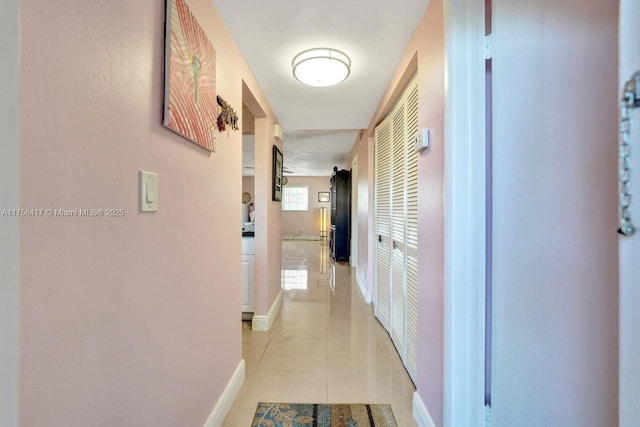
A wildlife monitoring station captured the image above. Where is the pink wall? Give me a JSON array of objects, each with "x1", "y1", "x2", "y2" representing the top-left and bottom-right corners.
[
  {"x1": 242, "y1": 176, "x2": 255, "y2": 201},
  {"x1": 19, "y1": 0, "x2": 279, "y2": 425},
  {"x1": 281, "y1": 176, "x2": 331, "y2": 238},
  {"x1": 414, "y1": 3, "x2": 445, "y2": 421},
  {"x1": 251, "y1": 118, "x2": 283, "y2": 316},
  {"x1": 352, "y1": 0, "x2": 446, "y2": 422},
  {"x1": 351, "y1": 0, "x2": 619, "y2": 424},
  {"x1": 491, "y1": 0, "x2": 619, "y2": 424}
]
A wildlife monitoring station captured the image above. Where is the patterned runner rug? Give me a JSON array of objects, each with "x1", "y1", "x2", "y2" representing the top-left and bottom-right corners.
[{"x1": 252, "y1": 402, "x2": 398, "y2": 427}]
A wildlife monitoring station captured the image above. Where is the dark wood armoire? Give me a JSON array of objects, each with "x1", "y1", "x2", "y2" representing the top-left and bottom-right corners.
[{"x1": 329, "y1": 167, "x2": 351, "y2": 262}]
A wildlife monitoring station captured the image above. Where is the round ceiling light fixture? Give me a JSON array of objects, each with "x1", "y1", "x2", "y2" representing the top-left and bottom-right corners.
[{"x1": 292, "y1": 48, "x2": 351, "y2": 87}]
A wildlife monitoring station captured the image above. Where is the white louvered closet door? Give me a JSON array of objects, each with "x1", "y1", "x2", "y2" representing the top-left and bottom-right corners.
[
  {"x1": 373, "y1": 76, "x2": 419, "y2": 384},
  {"x1": 374, "y1": 116, "x2": 393, "y2": 332},
  {"x1": 390, "y1": 101, "x2": 407, "y2": 356}
]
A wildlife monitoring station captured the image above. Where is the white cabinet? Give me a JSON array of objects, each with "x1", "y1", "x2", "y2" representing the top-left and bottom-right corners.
[
  {"x1": 241, "y1": 254, "x2": 254, "y2": 312},
  {"x1": 241, "y1": 237, "x2": 254, "y2": 313}
]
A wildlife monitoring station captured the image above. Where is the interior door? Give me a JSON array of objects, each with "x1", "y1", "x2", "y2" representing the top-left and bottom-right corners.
[
  {"x1": 373, "y1": 76, "x2": 419, "y2": 383},
  {"x1": 390, "y1": 100, "x2": 407, "y2": 356},
  {"x1": 374, "y1": 117, "x2": 393, "y2": 332}
]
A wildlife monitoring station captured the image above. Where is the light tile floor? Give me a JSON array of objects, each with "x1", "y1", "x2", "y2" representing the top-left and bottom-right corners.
[{"x1": 222, "y1": 240, "x2": 418, "y2": 426}]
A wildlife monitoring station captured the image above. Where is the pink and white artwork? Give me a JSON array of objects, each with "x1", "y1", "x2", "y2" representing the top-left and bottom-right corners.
[{"x1": 163, "y1": 0, "x2": 218, "y2": 151}]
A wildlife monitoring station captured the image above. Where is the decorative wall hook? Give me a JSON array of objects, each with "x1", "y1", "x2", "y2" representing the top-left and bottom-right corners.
[{"x1": 216, "y1": 95, "x2": 239, "y2": 132}]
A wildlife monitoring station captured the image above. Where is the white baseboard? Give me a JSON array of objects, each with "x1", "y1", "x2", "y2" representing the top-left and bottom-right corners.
[
  {"x1": 413, "y1": 392, "x2": 436, "y2": 427},
  {"x1": 282, "y1": 235, "x2": 321, "y2": 241},
  {"x1": 356, "y1": 271, "x2": 371, "y2": 303},
  {"x1": 252, "y1": 290, "x2": 283, "y2": 331},
  {"x1": 203, "y1": 359, "x2": 245, "y2": 427}
]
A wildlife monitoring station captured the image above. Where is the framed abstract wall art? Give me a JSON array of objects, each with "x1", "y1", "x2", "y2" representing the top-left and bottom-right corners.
[{"x1": 163, "y1": 0, "x2": 219, "y2": 151}]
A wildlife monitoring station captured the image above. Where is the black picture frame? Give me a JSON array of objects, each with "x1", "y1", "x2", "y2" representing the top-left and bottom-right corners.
[
  {"x1": 318, "y1": 192, "x2": 330, "y2": 202},
  {"x1": 272, "y1": 145, "x2": 283, "y2": 202}
]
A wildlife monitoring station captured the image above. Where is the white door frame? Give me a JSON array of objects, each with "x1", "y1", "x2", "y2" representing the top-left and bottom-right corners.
[
  {"x1": 619, "y1": 1, "x2": 640, "y2": 425},
  {"x1": 0, "y1": 1, "x2": 20, "y2": 425},
  {"x1": 351, "y1": 155, "x2": 358, "y2": 268},
  {"x1": 443, "y1": 0, "x2": 488, "y2": 425}
]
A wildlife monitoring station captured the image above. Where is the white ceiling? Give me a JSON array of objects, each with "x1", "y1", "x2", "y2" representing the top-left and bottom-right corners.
[{"x1": 216, "y1": 0, "x2": 429, "y2": 176}]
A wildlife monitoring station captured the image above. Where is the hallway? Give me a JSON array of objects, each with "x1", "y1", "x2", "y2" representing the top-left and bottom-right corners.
[{"x1": 223, "y1": 240, "x2": 418, "y2": 426}]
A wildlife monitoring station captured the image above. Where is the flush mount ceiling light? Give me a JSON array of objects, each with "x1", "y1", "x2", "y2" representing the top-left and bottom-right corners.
[{"x1": 292, "y1": 48, "x2": 351, "y2": 87}]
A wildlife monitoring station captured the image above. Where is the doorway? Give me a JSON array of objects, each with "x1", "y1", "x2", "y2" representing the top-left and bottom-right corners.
[
  {"x1": 241, "y1": 104, "x2": 256, "y2": 321},
  {"x1": 241, "y1": 80, "x2": 271, "y2": 331}
]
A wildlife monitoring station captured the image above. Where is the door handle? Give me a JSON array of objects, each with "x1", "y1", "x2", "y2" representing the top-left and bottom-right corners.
[{"x1": 378, "y1": 235, "x2": 383, "y2": 243}]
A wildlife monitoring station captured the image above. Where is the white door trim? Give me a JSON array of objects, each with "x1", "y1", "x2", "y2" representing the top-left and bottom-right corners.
[
  {"x1": 443, "y1": 0, "x2": 488, "y2": 426},
  {"x1": 351, "y1": 155, "x2": 358, "y2": 268},
  {"x1": 619, "y1": 1, "x2": 640, "y2": 425},
  {"x1": 0, "y1": 1, "x2": 20, "y2": 425}
]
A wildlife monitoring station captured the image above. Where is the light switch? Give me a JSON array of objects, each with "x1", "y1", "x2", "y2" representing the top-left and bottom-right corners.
[
  {"x1": 146, "y1": 187, "x2": 156, "y2": 203},
  {"x1": 139, "y1": 171, "x2": 158, "y2": 212}
]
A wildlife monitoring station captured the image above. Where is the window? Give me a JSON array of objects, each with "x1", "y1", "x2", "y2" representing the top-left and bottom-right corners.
[
  {"x1": 281, "y1": 269, "x2": 309, "y2": 290},
  {"x1": 282, "y1": 186, "x2": 308, "y2": 211}
]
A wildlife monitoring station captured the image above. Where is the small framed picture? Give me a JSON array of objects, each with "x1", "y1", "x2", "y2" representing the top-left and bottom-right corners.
[
  {"x1": 272, "y1": 145, "x2": 283, "y2": 202},
  {"x1": 318, "y1": 192, "x2": 330, "y2": 203}
]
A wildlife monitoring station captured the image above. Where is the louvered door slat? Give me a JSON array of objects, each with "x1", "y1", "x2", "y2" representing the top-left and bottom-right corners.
[
  {"x1": 391, "y1": 100, "x2": 407, "y2": 358},
  {"x1": 391, "y1": 248, "x2": 407, "y2": 354},
  {"x1": 406, "y1": 83, "x2": 419, "y2": 251},
  {"x1": 392, "y1": 105, "x2": 406, "y2": 244},
  {"x1": 406, "y1": 254, "x2": 419, "y2": 381}
]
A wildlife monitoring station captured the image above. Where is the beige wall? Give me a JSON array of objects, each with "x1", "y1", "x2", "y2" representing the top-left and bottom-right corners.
[
  {"x1": 18, "y1": 0, "x2": 280, "y2": 425},
  {"x1": 281, "y1": 176, "x2": 331, "y2": 239}
]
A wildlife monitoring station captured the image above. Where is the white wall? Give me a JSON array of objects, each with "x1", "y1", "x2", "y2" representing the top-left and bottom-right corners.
[
  {"x1": 619, "y1": 1, "x2": 640, "y2": 425},
  {"x1": 492, "y1": 0, "x2": 619, "y2": 425},
  {"x1": 0, "y1": 0, "x2": 19, "y2": 425}
]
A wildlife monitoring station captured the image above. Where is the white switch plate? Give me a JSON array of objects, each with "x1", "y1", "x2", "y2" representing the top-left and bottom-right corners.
[
  {"x1": 139, "y1": 171, "x2": 158, "y2": 212},
  {"x1": 414, "y1": 128, "x2": 430, "y2": 153}
]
